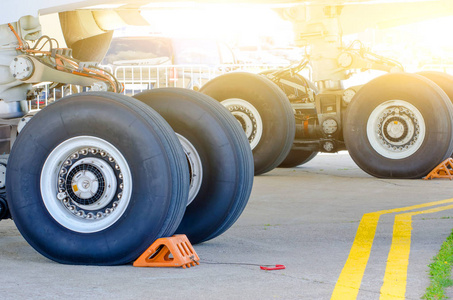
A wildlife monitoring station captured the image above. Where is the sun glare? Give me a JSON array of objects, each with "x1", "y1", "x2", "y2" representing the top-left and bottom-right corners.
[
  {"x1": 370, "y1": 16, "x2": 453, "y2": 71},
  {"x1": 139, "y1": 5, "x2": 293, "y2": 46},
  {"x1": 119, "y1": 4, "x2": 453, "y2": 71}
]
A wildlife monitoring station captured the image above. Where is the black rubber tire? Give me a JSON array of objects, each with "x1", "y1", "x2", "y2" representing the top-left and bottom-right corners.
[
  {"x1": 0, "y1": 196, "x2": 8, "y2": 220},
  {"x1": 6, "y1": 92, "x2": 189, "y2": 265},
  {"x1": 134, "y1": 88, "x2": 254, "y2": 244},
  {"x1": 278, "y1": 150, "x2": 318, "y2": 168},
  {"x1": 260, "y1": 70, "x2": 318, "y2": 169},
  {"x1": 417, "y1": 71, "x2": 453, "y2": 104},
  {"x1": 418, "y1": 71, "x2": 453, "y2": 158},
  {"x1": 344, "y1": 73, "x2": 453, "y2": 178},
  {"x1": 200, "y1": 72, "x2": 295, "y2": 176}
]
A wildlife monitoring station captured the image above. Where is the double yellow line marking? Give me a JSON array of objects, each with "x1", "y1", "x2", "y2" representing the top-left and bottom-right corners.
[{"x1": 331, "y1": 198, "x2": 453, "y2": 300}]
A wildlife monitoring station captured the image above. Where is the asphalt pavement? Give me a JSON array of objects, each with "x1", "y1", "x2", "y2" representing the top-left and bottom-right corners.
[{"x1": 1, "y1": 152, "x2": 452, "y2": 299}]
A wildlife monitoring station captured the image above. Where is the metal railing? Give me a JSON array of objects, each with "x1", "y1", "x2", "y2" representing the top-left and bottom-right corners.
[
  {"x1": 28, "y1": 83, "x2": 83, "y2": 112},
  {"x1": 27, "y1": 63, "x2": 290, "y2": 111},
  {"x1": 420, "y1": 63, "x2": 453, "y2": 74},
  {"x1": 114, "y1": 63, "x2": 288, "y2": 96}
]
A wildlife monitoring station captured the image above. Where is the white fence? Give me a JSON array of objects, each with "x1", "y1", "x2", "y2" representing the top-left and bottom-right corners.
[
  {"x1": 28, "y1": 83, "x2": 84, "y2": 112},
  {"x1": 28, "y1": 63, "x2": 287, "y2": 111},
  {"x1": 420, "y1": 64, "x2": 453, "y2": 74},
  {"x1": 113, "y1": 64, "x2": 288, "y2": 96}
]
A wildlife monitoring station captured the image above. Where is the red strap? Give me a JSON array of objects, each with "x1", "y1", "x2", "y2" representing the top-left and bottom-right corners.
[{"x1": 260, "y1": 264, "x2": 286, "y2": 271}]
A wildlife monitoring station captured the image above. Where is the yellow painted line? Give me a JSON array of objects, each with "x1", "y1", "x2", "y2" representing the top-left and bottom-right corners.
[
  {"x1": 331, "y1": 212, "x2": 381, "y2": 300},
  {"x1": 331, "y1": 198, "x2": 453, "y2": 300},
  {"x1": 380, "y1": 204, "x2": 453, "y2": 300}
]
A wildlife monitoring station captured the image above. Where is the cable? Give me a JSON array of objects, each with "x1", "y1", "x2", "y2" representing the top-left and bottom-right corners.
[
  {"x1": 7, "y1": 23, "x2": 24, "y2": 49},
  {"x1": 200, "y1": 260, "x2": 279, "y2": 267},
  {"x1": 31, "y1": 35, "x2": 53, "y2": 51},
  {"x1": 8, "y1": 22, "x2": 120, "y2": 93}
]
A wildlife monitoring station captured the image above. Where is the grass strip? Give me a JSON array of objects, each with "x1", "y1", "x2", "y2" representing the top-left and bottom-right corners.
[{"x1": 423, "y1": 228, "x2": 453, "y2": 300}]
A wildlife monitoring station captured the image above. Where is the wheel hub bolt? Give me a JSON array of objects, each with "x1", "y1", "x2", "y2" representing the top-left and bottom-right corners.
[{"x1": 82, "y1": 180, "x2": 90, "y2": 189}]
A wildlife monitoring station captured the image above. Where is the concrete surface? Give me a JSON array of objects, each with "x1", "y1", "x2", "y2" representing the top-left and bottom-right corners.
[{"x1": 1, "y1": 152, "x2": 453, "y2": 299}]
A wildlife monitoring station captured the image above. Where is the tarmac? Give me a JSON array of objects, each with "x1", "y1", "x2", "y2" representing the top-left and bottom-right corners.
[{"x1": 1, "y1": 152, "x2": 453, "y2": 300}]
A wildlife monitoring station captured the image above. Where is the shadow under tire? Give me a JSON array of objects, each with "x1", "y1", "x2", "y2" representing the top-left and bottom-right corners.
[
  {"x1": 134, "y1": 88, "x2": 254, "y2": 244},
  {"x1": 200, "y1": 72, "x2": 295, "y2": 176},
  {"x1": 344, "y1": 73, "x2": 453, "y2": 178},
  {"x1": 278, "y1": 150, "x2": 318, "y2": 168},
  {"x1": 6, "y1": 92, "x2": 189, "y2": 265}
]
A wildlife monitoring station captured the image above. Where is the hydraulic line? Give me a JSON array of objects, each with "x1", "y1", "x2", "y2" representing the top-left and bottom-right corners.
[{"x1": 7, "y1": 23, "x2": 121, "y2": 93}]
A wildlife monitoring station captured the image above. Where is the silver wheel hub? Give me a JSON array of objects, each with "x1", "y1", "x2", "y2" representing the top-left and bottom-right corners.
[
  {"x1": 60, "y1": 156, "x2": 119, "y2": 214},
  {"x1": 221, "y1": 98, "x2": 263, "y2": 150},
  {"x1": 41, "y1": 136, "x2": 132, "y2": 233},
  {"x1": 177, "y1": 134, "x2": 202, "y2": 206},
  {"x1": 367, "y1": 100, "x2": 425, "y2": 159}
]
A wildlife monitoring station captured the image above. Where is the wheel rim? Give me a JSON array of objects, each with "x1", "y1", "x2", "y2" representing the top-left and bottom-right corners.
[
  {"x1": 176, "y1": 134, "x2": 202, "y2": 206},
  {"x1": 40, "y1": 136, "x2": 132, "y2": 233},
  {"x1": 366, "y1": 100, "x2": 426, "y2": 159},
  {"x1": 221, "y1": 98, "x2": 263, "y2": 150}
]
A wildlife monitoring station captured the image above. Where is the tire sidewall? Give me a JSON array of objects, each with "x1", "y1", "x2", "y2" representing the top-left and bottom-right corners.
[
  {"x1": 201, "y1": 72, "x2": 295, "y2": 175},
  {"x1": 7, "y1": 94, "x2": 179, "y2": 264},
  {"x1": 134, "y1": 88, "x2": 253, "y2": 243},
  {"x1": 344, "y1": 73, "x2": 453, "y2": 178}
]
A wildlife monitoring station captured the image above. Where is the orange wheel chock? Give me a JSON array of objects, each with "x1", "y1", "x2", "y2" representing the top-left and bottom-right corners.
[
  {"x1": 133, "y1": 234, "x2": 200, "y2": 268},
  {"x1": 424, "y1": 158, "x2": 453, "y2": 180}
]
